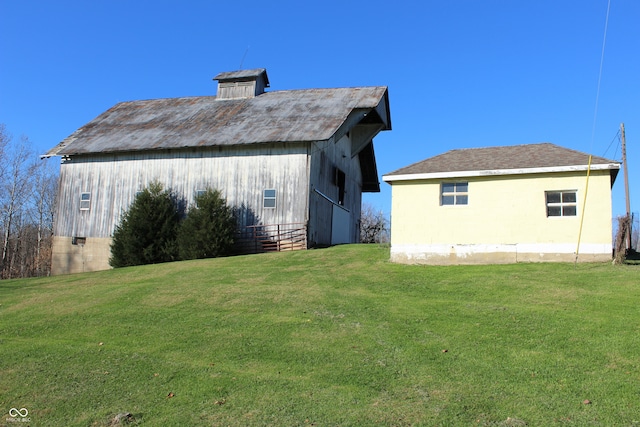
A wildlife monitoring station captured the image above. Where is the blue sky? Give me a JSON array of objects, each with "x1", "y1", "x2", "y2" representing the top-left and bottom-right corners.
[{"x1": 1, "y1": 0, "x2": 638, "y2": 218}]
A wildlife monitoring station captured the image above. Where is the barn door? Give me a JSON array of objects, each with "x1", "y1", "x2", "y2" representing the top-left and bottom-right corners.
[{"x1": 331, "y1": 205, "x2": 350, "y2": 245}]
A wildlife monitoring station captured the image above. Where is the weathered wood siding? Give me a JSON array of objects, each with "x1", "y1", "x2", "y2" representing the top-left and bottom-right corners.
[
  {"x1": 308, "y1": 133, "x2": 363, "y2": 246},
  {"x1": 54, "y1": 143, "x2": 310, "y2": 238}
]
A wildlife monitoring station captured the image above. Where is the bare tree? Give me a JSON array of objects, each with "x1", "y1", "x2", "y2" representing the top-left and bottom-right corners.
[
  {"x1": 360, "y1": 203, "x2": 389, "y2": 244},
  {"x1": 613, "y1": 215, "x2": 632, "y2": 264},
  {"x1": 0, "y1": 124, "x2": 8, "y2": 188},
  {"x1": 632, "y1": 213, "x2": 639, "y2": 251},
  {"x1": 0, "y1": 125, "x2": 57, "y2": 278},
  {"x1": 0, "y1": 136, "x2": 37, "y2": 277},
  {"x1": 30, "y1": 160, "x2": 58, "y2": 276}
]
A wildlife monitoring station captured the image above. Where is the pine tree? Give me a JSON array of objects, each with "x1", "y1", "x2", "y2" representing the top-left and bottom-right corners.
[
  {"x1": 178, "y1": 188, "x2": 236, "y2": 260},
  {"x1": 110, "y1": 182, "x2": 181, "y2": 267}
]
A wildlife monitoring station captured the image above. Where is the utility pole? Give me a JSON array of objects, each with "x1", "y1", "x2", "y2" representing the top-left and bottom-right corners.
[{"x1": 621, "y1": 123, "x2": 632, "y2": 251}]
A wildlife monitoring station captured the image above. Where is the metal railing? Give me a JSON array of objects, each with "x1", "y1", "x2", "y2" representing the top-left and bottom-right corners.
[{"x1": 235, "y1": 222, "x2": 307, "y2": 254}]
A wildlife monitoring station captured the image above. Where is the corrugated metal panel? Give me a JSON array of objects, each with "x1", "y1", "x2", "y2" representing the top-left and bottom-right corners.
[{"x1": 45, "y1": 87, "x2": 390, "y2": 157}]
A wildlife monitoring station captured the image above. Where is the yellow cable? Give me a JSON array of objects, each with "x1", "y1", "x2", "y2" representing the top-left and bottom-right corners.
[{"x1": 575, "y1": 155, "x2": 593, "y2": 263}]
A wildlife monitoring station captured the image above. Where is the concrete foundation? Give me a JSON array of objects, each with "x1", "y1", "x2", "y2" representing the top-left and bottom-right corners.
[
  {"x1": 51, "y1": 236, "x2": 113, "y2": 275},
  {"x1": 390, "y1": 243, "x2": 613, "y2": 265}
]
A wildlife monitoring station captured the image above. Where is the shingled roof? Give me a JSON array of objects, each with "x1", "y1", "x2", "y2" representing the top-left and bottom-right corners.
[
  {"x1": 44, "y1": 86, "x2": 390, "y2": 157},
  {"x1": 383, "y1": 143, "x2": 620, "y2": 182}
]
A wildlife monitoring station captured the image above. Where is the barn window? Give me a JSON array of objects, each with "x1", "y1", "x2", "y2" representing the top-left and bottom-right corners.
[
  {"x1": 80, "y1": 192, "x2": 91, "y2": 211},
  {"x1": 546, "y1": 190, "x2": 577, "y2": 217},
  {"x1": 195, "y1": 189, "x2": 206, "y2": 207},
  {"x1": 263, "y1": 189, "x2": 276, "y2": 208},
  {"x1": 441, "y1": 182, "x2": 468, "y2": 205}
]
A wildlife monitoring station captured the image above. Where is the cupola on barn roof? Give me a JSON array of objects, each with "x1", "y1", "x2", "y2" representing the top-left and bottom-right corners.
[{"x1": 214, "y1": 68, "x2": 270, "y2": 100}]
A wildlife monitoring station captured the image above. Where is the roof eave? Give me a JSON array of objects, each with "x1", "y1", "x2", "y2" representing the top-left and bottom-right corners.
[{"x1": 382, "y1": 163, "x2": 621, "y2": 183}]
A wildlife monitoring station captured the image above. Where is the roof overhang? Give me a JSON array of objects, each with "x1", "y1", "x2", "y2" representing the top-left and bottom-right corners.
[
  {"x1": 359, "y1": 142, "x2": 380, "y2": 192},
  {"x1": 383, "y1": 163, "x2": 621, "y2": 184}
]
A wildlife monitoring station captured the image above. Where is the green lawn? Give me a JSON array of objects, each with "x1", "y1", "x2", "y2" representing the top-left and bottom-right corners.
[{"x1": 1, "y1": 245, "x2": 639, "y2": 426}]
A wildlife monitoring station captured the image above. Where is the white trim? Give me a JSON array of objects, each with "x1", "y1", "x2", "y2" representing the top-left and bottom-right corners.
[
  {"x1": 79, "y1": 192, "x2": 91, "y2": 211},
  {"x1": 382, "y1": 163, "x2": 620, "y2": 183}
]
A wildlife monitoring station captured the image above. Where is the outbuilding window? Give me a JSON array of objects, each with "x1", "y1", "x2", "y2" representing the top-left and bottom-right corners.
[
  {"x1": 80, "y1": 192, "x2": 91, "y2": 211},
  {"x1": 546, "y1": 190, "x2": 577, "y2": 217},
  {"x1": 441, "y1": 182, "x2": 468, "y2": 205},
  {"x1": 263, "y1": 189, "x2": 276, "y2": 208}
]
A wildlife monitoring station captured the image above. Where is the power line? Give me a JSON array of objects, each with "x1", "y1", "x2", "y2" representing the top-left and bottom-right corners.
[
  {"x1": 239, "y1": 46, "x2": 250, "y2": 70},
  {"x1": 601, "y1": 129, "x2": 621, "y2": 159},
  {"x1": 577, "y1": 0, "x2": 612, "y2": 264},
  {"x1": 589, "y1": 0, "x2": 612, "y2": 152}
]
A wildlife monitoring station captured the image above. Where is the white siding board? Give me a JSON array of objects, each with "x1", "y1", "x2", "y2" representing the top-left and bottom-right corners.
[{"x1": 55, "y1": 145, "x2": 310, "y2": 238}]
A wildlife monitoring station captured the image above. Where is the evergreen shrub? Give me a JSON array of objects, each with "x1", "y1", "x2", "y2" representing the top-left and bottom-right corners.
[
  {"x1": 109, "y1": 181, "x2": 181, "y2": 267},
  {"x1": 177, "y1": 188, "x2": 236, "y2": 260}
]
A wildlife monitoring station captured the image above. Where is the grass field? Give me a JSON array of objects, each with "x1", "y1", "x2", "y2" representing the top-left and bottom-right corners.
[{"x1": 1, "y1": 244, "x2": 639, "y2": 426}]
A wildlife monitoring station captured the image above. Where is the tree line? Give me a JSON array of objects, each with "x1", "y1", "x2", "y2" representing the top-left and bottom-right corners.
[{"x1": 0, "y1": 124, "x2": 58, "y2": 279}]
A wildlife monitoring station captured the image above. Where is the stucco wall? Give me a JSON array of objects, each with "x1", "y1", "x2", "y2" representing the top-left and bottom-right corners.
[{"x1": 388, "y1": 170, "x2": 614, "y2": 264}]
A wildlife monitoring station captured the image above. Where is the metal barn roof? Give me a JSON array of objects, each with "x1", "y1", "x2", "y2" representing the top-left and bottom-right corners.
[
  {"x1": 44, "y1": 86, "x2": 390, "y2": 157},
  {"x1": 213, "y1": 68, "x2": 270, "y2": 85}
]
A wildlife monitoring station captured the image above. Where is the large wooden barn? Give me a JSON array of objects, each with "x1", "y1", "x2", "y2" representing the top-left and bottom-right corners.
[{"x1": 44, "y1": 69, "x2": 391, "y2": 275}]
